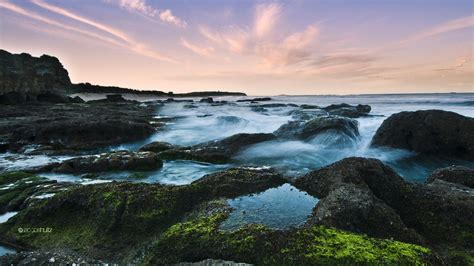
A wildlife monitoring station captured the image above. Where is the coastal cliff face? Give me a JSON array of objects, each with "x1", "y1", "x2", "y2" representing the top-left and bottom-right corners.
[{"x1": 0, "y1": 50, "x2": 71, "y2": 101}]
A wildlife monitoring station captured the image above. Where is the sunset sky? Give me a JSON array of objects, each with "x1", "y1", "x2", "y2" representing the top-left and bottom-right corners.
[{"x1": 0, "y1": 0, "x2": 473, "y2": 95}]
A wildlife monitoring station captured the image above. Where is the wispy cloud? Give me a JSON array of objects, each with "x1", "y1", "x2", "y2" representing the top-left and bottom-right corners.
[
  {"x1": 108, "y1": 0, "x2": 186, "y2": 28},
  {"x1": 180, "y1": 38, "x2": 214, "y2": 57},
  {"x1": 199, "y1": 3, "x2": 319, "y2": 67},
  {"x1": 254, "y1": 3, "x2": 281, "y2": 38},
  {"x1": 0, "y1": 1, "x2": 123, "y2": 46},
  {"x1": 400, "y1": 16, "x2": 474, "y2": 45},
  {"x1": 28, "y1": 0, "x2": 177, "y2": 63}
]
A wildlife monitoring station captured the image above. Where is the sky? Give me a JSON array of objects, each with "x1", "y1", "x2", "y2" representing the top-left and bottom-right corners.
[{"x1": 0, "y1": 0, "x2": 473, "y2": 95}]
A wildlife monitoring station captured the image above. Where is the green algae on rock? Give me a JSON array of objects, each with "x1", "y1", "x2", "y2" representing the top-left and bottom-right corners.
[
  {"x1": 0, "y1": 168, "x2": 286, "y2": 261},
  {"x1": 143, "y1": 211, "x2": 439, "y2": 265}
]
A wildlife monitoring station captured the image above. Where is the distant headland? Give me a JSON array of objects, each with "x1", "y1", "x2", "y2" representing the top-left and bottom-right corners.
[{"x1": 0, "y1": 49, "x2": 246, "y2": 104}]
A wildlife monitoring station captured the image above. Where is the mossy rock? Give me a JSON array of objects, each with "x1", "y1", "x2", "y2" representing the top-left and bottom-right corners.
[
  {"x1": 0, "y1": 168, "x2": 286, "y2": 261},
  {"x1": 143, "y1": 211, "x2": 440, "y2": 265},
  {"x1": 0, "y1": 172, "x2": 56, "y2": 214},
  {"x1": 0, "y1": 171, "x2": 33, "y2": 186}
]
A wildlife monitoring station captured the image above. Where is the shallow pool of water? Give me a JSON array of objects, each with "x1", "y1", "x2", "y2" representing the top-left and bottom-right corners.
[{"x1": 220, "y1": 183, "x2": 318, "y2": 231}]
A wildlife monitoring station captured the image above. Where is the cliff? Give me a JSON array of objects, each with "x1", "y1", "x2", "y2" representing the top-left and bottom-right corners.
[{"x1": 0, "y1": 50, "x2": 71, "y2": 100}]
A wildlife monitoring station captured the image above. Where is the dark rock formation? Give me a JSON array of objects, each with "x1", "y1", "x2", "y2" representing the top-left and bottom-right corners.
[
  {"x1": 0, "y1": 168, "x2": 285, "y2": 261},
  {"x1": 38, "y1": 151, "x2": 163, "y2": 173},
  {"x1": 0, "y1": 102, "x2": 156, "y2": 151},
  {"x1": 192, "y1": 167, "x2": 286, "y2": 198},
  {"x1": 199, "y1": 97, "x2": 214, "y2": 103},
  {"x1": 158, "y1": 133, "x2": 276, "y2": 163},
  {"x1": 275, "y1": 116, "x2": 359, "y2": 141},
  {"x1": 0, "y1": 251, "x2": 105, "y2": 265},
  {"x1": 0, "y1": 172, "x2": 76, "y2": 214},
  {"x1": 427, "y1": 165, "x2": 474, "y2": 188},
  {"x1": 294, "y1": 157, "x2": 474, "y2": 263},
  {"x1": 371, "y1": 110, "x2": 474, "y2": 161},
  {"x1": 139, "y1": 141, "x2": 175, "y2": 153},
  {"x1": 0, "y1": 50, "x2": 71, "y2": 104},
  {"x1": 322, "y1": 103, "x2": 372, "y2": 118},
  {"x1": 236, "y1": 97, "x2": 272, "y2": 102},
  {"x1": 309, "y1": 183, "x2": 422, "y2": 244}
]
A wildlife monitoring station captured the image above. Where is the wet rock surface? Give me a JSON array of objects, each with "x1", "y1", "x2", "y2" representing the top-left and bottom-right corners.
[
  {"x1": 0, "y1": 172, "x2": 76, "y2": 215},
  {"x1": 0, "y1": 168, "x2": 285, "y2": 261},
  {"x1": 0, "y1": 250, "x2": 105, "y2": 265},
  {"x1": 427, "y1": 165, "x2": 474, "y2": 188},
  {"x1": 139, "y1": 141, "x2": 175, "y2": 153},
  {"x1": 294, "y1": 157, "x2": 474, "y2": 264},
  {"x1": 38, "y1": 151, "x2": 163, "y2": 173},
  {"x1": 323, "y1": 103, "x2": 372, "y2": 118},
  {"x1": 274, "y1": 116, "x2": 359, "y2": 141},
  {"x1": 158, "y1": 133, "x2": 276, "y2": 164},
  {"x1": 371, "y1": 110, "x2": 474, "y2": 161},
  {"x1": 0, "y1": 101, "x2": 157, "y2": 152}
]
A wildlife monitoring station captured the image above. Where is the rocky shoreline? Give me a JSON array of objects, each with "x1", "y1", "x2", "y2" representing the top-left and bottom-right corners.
[{"x1": 1, "y1": 50, "x2": 473, "y2": 265}]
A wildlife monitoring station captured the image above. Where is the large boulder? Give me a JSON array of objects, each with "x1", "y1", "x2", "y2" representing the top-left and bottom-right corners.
[
  {"x1": 294, "y1": 157, "x2": 474, "y2": 263},
  {"x1": 371, "y1": 110, "x2": 474, "y2": 161},
  {"x1": 158, "y1": 133, "x2": 276, "y2": 164},
  {"x1": 39, "y1": 151, "x2": 163, "y2": 173},
  {"x1": 427, "y1": 165, "x2": 474, "y2": 188},
  {"x1": 295, "y1": 158, "x2": 419, "y2": 243},
  {"x1": 308, "y1": 183, "x2": 422, "y2": 244},
  {"x1": 0, "y1": 50, "x2": 71, "y2": 103},
  {"x1": 275, "y1": 116, "x2": 359, "y2": 142}
]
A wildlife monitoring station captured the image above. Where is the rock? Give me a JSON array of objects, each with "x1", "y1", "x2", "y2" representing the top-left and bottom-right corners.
[
  {"x1": 105, "y1": 94, "x2": 127, "y2": 102},
  {"x1": 236, "y1": 97, "x2": 272, "y2": 102},
  {"x1": 371, "y1": 110, "x2": 474, "y2": 161},
  {"x1": 308, "y1": 183, "x2": 423, "y2": 244},
  {"x1": 166, "y1": 98, "x2": 194, "y2": 103},
  {"x1": 356, "y1": 104, "x2": 371, "y2": 113},
  {"x1": 294, "y1": 157, "x2": 407, "y2": 202},
  {"x1": 216, "y1": 116, "x2": 248, "y2": 125},
  {"x1": 0, "y1": 50, "x2": 71, "y2": 102},
  {"x1": 40, "y1": 151, "x2": 163, "y2": 173},
  {"x1": 177, "y1": 259, "x2": 251, "y2": 266},
  {"x1": 200, "y1": 97, "x2": 214, "y2": 103},
  {"x1": 159, "y1": 133, "x2": 276, "y2": 164},
  {"x1": 88, "y1": 94, "x2": 130, "y2": 103},
  {"x1": 143, "y1": 208, "x2": 439, "y2": 265},
  {"x1": 192, "y1": 167, "x2": 286, "y2": 198},
  {"x1": 68, "y1": 95, "x2": 85, "y2": 103},
  {"x1": 288, "y1": 108, "x2": 328, "y2": 121},
  {"x1": 36, "y1": 93, "x2": 70, "y2": 103},
  {"x1": 0, "y1": 172, "x2": 76, "y2": 214},
  {"x1": 0, "y1": 251, "x2": 105, "y2": 265},
  {"x1": 258, "y1": 103, "x2": 288, "y2": 108},
  {"x1": 0, "y1": 92, "x2": 27, "y2": 105},
  {"x1": 300, "y1": 104, "x2": 320, "y2": 109},
  {"x1": 294, "y1": 157, "x2": 474, "y2": 262},
  {"x1": 0, "y1": 167, "x2": 285, "y2": 261},
  {"x1": 323, "y1": 103, "x2": 371, "y2": 118},
  {"x1": 0, "y1": 101, "x2": 156, "y2": 151},
  {"x1": 399, "y1": 180, "x2": 474, "y2": 248},
  {"x1": 427, "y1": 165, "x2": 474, "y2": 188},
  {"x1": 251, "y1": 106, "x2": 268, "y2": 113},
  {"x1": 139, "y1": 141, "x2": 175, "y2": 153},
  {"x1": 274, "y1": 116, "x2": 359, "y2": 141}
]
